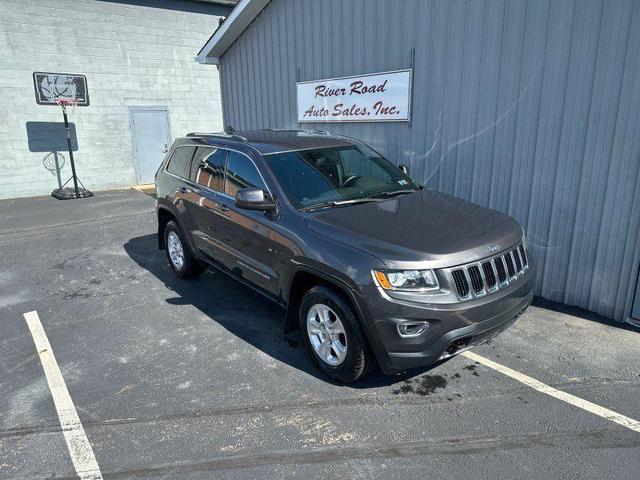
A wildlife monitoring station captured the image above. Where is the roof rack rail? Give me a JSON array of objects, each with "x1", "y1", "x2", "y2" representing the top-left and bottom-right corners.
[
  {"x1": 186, "y1": 132, "x2": 248, "y2": 142},
  {"x1": 257, "y1": 128, "x2": 298, "y2": 132},
  {"x1": 258, "y1": 128, "x2": 331, "y2": 135}
]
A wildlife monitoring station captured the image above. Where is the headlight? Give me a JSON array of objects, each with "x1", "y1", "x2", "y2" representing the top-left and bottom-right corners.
[{"x1": 374, "y1": 269, "x2": 439, "y2": 291}]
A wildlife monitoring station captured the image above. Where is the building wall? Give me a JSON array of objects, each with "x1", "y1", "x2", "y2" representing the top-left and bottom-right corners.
[
  {"x1": 217, "y1": 0, "x2": 640, "y2": 323},
  {"x1": 0, "y1": 0, "x2": 229, "y2": 198}
]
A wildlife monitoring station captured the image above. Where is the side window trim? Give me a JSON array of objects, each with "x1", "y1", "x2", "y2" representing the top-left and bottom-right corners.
[
  {"x1": 163, "y1": 144, "x2": 272, "y2": 200},
  {"x1": 220, "y1": 148, "x2": 273, "y2": 200}
]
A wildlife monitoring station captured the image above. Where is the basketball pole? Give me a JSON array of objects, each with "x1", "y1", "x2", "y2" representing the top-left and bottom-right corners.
[
  {"x1": 61, "y1": 103, "x2": 81, "y2": 198},
  {"x1": 53, "y1": 153, "x2": 63, "y2": 189},
  {"x1": 51, "y1": 99, "x2": 92, "y2": 200}
]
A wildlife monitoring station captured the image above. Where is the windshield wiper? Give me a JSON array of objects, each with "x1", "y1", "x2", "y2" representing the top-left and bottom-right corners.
[
  {"x1": 368, "y1": 188, "x2": 418, "y2": 199},
  {"x1": 300, "y1": 197, "x2": 381, "y2": 212}
]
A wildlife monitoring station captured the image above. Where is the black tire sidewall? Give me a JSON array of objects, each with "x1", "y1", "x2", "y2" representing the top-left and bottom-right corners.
[{"x1": 299, "y1": 286, "x2": 369, "y2": 383}]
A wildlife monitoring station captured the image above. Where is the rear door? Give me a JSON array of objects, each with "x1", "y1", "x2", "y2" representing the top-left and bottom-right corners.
[
  {"x1": 162, "y1": 145, "x2": 197, "y2": 238},
  {"x1": 184, "y1": 146, "x2": 227, "y2": 262}
]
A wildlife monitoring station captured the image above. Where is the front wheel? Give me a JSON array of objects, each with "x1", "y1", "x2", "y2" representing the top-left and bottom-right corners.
[
  {"x1": 299, "y1": 286, "x2": 373, "y2": 383},
  {"x1": 164, "y1": 220, "x2": 202, "y2": 278}
]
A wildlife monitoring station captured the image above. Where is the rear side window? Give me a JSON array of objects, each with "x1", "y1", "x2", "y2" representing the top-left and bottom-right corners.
[
  {"x1": 225, "y1": 151, "x2": 268, "y2": 197},
  {"x1": 166, "y1": 146, "x2": 196, "y2": 179},
  {"x1": 192, "y1": 147, "x2": 226, "y2": 192}
]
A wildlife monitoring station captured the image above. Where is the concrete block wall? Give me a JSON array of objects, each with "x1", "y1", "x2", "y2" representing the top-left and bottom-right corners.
[{"x1": 0, "y1": 0, "x2": 228, "y2": 199}]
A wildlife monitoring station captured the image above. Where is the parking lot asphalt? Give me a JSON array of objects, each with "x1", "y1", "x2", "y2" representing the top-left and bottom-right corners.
[{"x1": 1, "y1": 189, "x2": 639, "y2": 479}]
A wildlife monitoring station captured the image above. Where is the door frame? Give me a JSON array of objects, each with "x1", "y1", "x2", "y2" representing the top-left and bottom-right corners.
[{"x1": 128, "y1": 105, "x2": 171, "y2": 185}]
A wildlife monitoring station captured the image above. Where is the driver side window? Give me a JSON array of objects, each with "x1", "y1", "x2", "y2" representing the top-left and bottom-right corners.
[{"x1": 225, "y1": 151, "x2": 268, "y2": 197}]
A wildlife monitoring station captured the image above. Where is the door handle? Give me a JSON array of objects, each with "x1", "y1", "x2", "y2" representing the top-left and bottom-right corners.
[{"x1": 178, "y1": 186, "x2": 190, "y2": 194}]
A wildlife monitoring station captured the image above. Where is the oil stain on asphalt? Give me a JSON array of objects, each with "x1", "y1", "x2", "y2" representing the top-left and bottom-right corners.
[
  {"x1": 392, "y1": 375, "x2": 447, "y2": 396},
  {"x1": 463, "y1": 364, "x2": 480, "y2": 376}
]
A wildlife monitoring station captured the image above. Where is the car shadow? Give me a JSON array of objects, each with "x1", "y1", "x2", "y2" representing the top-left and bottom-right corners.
[{"x1": 123, "y1": 234, "x2": 439, "y2": 388}]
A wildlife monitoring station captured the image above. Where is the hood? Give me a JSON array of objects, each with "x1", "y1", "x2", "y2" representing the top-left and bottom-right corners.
[{"x1": 304, "y1": 190, "x2": 523, "y2": 270}]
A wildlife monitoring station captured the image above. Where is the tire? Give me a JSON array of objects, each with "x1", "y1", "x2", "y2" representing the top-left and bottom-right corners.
[
  {"x1": 164, "y1": 220, "x2": 202, "y2": 278},
  {"x1": 299, "y1": 285, "x2": 373, "y2": 383}
]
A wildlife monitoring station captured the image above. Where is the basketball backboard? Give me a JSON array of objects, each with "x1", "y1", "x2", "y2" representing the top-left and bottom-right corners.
[{"x1": 33, "y1": 72, "x2": 90, "y2": 106}]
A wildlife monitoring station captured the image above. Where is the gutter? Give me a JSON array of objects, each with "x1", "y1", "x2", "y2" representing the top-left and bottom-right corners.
[{"x1": 196, "y1": 0, "x2": 270, "y2": 65}]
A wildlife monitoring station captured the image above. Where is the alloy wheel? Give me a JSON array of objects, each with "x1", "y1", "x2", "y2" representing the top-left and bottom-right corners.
[
  {"x1": 306, "y1": 303, "x2": 348, "y2": 366},
  {"x1": 167, "y1": 231, "x2": 185, "y2": 271}
]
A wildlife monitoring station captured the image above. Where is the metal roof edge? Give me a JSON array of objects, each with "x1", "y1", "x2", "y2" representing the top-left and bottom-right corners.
[{"x1": 196, "y1": 0, "x2": 270, "y2": 64}]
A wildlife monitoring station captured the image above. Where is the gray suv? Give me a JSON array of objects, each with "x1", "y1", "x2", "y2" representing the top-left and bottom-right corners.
[{"x1": 155, "y1": 129, "x2": 534, "y2": 382}]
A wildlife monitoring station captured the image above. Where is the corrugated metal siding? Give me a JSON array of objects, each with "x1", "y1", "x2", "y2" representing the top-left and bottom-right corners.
[{"x1": 218, "y1": 0, "x2": 640, "y2": 322}]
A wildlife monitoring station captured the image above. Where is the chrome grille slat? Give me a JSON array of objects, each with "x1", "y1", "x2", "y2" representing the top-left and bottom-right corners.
[
  {"x1": 514, "y1": 248, "x2": 523, "y2": 272},
  {"x1": 519, "y1": 244, "x2": 528, "y2": 267},
  {"x1": 451, "y1": 269, "x2": 470, "y2": 298},
  {"x1": 504, "y1": 252, "x2": 516, "y2": 277},
  {"x1": 447, "y1": 242, "x2": 529, "y2": 300},
  {"x1": 467, "y1": 265, "x2": 485, "y2": 295},
  {"x1": 481, "y1": 261, "x2": 497, "y2": 290},
  {"x1": 462, "y1": 268, "x2": 474, "y2": 296},
  {"x1": 495, "y1": 256, "x2": 508, "y2": 284},
  {"x1": 490, "y1": 258, "x2": 501, "y2": 286}
]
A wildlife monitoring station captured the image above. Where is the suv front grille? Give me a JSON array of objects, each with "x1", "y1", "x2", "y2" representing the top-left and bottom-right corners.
[
  {"x1": 448, "y1": 243, "x2": 529, "y2": 301},
  {"x1": 451, "y1": 270, "x2": 470, "y2": 298}
]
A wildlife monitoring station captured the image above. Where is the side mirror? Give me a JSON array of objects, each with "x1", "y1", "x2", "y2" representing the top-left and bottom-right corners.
[
  {"x1": 235, "y1": 188, "x2": 276, "y2": 213},
  {"x1": 398, "y1": 164, "x2": 409, "y2": 174}
]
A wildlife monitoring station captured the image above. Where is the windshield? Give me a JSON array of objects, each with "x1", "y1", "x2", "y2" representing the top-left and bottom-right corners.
[{"x1": 264, "y1": 144, "x2": 419, "y2": 209}]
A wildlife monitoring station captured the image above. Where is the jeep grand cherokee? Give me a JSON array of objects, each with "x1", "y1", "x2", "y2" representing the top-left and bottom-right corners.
[{"x1": 155, "y1": 129, "x2": 534, "y2": 382}]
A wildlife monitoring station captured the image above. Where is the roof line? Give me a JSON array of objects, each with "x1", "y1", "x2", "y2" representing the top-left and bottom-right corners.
[{"x1": 196, "y1": 0, "x2": 270, "y2": 65}]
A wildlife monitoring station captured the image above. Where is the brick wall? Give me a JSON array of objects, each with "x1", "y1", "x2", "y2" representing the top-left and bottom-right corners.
[{"x1": 0, "y1": 0, "x2": 228, "y2": 198}]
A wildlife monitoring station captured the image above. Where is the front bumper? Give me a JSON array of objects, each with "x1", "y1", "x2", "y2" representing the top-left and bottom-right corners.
[{"x1": 357, "y1": 266, "x2": 535, "y2": 374}]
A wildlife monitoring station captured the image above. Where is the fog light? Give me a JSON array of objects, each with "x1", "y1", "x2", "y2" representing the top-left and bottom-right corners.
[{"x1": 397, "y1": 321, "x2": 429, "y2": 337}]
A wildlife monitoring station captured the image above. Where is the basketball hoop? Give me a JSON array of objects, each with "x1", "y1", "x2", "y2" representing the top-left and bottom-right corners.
[
  {"x1": 33, "y1": 72, "x2": 91, "y2": 199},
  {"x1": 55, "y1": 97, "x2": 79, "y2": 114}
]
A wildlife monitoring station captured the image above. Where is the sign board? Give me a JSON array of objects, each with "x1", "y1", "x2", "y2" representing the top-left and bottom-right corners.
[
  {"x1": 33, "y1": 72, "x2": 90, "y2": 106},
  {"x1": 297, "y1": 69, "x2": 411, "y2": 123}
]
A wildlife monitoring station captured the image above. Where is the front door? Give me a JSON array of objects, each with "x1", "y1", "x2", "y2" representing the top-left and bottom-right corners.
[
  {"x1": 215, "y1": 150, "x2": 281, "y2": 296},
  {"x1": 129, "y1": 107, "x2": 171, "y2": 184}
]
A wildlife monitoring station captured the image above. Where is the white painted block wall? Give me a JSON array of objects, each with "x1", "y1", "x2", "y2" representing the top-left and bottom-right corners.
[{"x1": 0, "y1": 0, "x2": 226, "y2": 198}]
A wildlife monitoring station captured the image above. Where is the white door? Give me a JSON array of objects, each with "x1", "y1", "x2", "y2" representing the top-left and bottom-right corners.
[{"x1": 129, "y1": 107, "x2": 171, "y2": 184}]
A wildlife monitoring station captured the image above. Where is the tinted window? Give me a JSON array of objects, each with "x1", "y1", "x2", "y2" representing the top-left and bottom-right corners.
[
  {"x1": 166, "y1": 146, "x2": 195, "y2": 178},
  {"x1": 192, "y1": 147, "x2": 226, "y2": 192},
  {"x1": 264, "y1": 146, "x2": 416, "y2": 208},
  {"x1": 225, "y1": 151, "x2": 268, "y2": 197}
]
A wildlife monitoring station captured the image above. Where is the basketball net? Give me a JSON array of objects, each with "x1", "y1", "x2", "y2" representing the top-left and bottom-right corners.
[{"x1": 55, "y1": 97, "x2": 79, "y2": 114}]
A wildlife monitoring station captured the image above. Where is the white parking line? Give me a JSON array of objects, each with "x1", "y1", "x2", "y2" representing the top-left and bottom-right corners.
[
  {"x1": 462, "y1": 350, "x2": 640, "y2": 433},
  {"x1": 23, "y1": 311, "x2": 103, "y2": 480}
]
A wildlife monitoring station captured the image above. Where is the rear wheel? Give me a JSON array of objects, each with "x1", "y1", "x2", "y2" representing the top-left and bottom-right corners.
[
  {"x1": 299, "y1": 286, "x2": 373, "y2": 383},
  {"x1": 164, "y1": 220, "x2": 202, "y2": 278}
]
